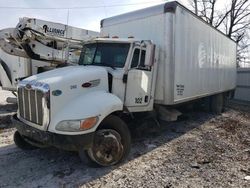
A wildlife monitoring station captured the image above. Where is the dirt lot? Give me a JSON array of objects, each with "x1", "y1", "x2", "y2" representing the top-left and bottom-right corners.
[{"x1": 0, "y1": 88, "x2": 249, "y2": 188}]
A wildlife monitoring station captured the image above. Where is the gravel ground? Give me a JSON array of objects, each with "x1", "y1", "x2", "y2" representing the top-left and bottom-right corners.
[{"x1": 0, "y1": 88, "x2": 249, "y2": 188}]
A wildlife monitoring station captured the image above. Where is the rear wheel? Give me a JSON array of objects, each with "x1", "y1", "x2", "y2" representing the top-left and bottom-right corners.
[
  {"x1": 13, "y1": 131, "x2": 37, "y2": 150},
  {"x1": 79, "y1": 115, "x2": 131, "y2": 166}
]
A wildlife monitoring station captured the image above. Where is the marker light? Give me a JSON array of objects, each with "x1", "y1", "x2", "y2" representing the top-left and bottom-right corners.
[{"x1": 80, "y1": 117, "x2": 98, "y2": 130}]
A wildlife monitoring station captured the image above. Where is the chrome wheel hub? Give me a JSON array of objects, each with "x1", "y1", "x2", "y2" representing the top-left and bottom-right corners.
[{"x1": 87, "y1": 129, "x2": 124, "y2": 166}]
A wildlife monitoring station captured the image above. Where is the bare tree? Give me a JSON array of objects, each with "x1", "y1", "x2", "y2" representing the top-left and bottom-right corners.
[
  {"x1": 194, "y1": 0, "x2": 198, "y2": 15},
  {"x1": 224, "y1": 0, "x2": 250, "y2": 64},
  {"x1": 189, "y1": 0, "x2": 218, "y2": 26},
  {"x1": 226, "y1": 0, "x2": 250, "y2": 38},
  {"x1": 189, "y1": 0, "x2": 250, "y2": 66}
]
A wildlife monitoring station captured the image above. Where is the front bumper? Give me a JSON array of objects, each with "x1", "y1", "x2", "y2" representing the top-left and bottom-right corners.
[{"x1": 12, "y1": 115, "x2": 94, "y2": 151}]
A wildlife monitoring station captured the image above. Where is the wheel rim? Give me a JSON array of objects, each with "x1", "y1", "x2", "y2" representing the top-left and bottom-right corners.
[{"x1": 87, "y1": 129, "x2": 124, "y2": 166}]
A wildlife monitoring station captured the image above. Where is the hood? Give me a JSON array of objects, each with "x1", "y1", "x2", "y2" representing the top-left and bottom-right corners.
[
  {"x1": 21, "y1": 65, "x2": 108, "y2": 90},
  {"x1": 19, "y1": 65, "x2": 109, "y2": 123}
]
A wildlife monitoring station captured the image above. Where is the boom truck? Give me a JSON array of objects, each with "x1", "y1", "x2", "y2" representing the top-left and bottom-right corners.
[
  {"x1": 0, "y1": 17, "x2": 99, "y2": 92},
  {"x1": 12, "y1": 1, "x2": 237, "y2": 166}
]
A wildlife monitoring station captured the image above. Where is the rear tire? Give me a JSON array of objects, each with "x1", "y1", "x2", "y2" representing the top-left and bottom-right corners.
[
  {"x1": 79, "y1": 115, "x2": 131, "y2": 166},
  {"x1": 14, "y1": 131, "x2": 37, "y2": 150}
]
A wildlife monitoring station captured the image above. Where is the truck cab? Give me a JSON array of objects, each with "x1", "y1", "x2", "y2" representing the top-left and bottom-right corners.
[
  {"x1": 79, "y1": 38, "x2": 157, "y2": 111},
  {"x1": 13, "y1": 38, "x2": 157, "y2": 166}
]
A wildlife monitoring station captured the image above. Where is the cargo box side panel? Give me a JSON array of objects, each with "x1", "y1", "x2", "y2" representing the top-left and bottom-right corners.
[
  {"x1": 172, "y1": 6, "x2": 237, "y2": 104},
  {"x1": 101, "y1": 13, "x2": 173, "y2": 103}
]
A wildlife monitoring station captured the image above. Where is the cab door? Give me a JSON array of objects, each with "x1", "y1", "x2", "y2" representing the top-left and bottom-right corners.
[{"x1": 124, "y1": 41, "x2": 155, "y2": 110}]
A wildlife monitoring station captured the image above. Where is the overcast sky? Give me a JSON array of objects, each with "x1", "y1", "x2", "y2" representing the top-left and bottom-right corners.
[
  {"x1": 0, "y1": 0, "x2": 192, "y2": 31},
  {"x1": 1, "y1": 0, "x2": 248, "y2": 62},
  {"x1": 0, "y1": 0, "x2": 229, "y2": 31}
]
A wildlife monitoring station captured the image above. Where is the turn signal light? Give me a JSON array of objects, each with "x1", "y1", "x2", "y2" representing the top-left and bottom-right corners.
[{"x1": 80, "y1": 117, "x2": 98, "y2": 130}]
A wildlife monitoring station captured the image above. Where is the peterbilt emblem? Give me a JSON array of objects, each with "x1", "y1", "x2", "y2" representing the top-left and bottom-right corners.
[
  {"x1": 82, "y1": 79, "x2": 100, "y2": 88},
  {"x1": 25, "y1": 84, "x2": 32, "y2": 90}
]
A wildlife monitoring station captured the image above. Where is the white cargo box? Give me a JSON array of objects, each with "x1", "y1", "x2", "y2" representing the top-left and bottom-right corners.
[{"x1": 101, "y1": 1, "x2": 237, "y2": 105}]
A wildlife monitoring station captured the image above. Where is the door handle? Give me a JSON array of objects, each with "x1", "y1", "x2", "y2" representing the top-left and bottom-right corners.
[{"x1": 122, "y1": 74, "x2": 128, "y2": 83}]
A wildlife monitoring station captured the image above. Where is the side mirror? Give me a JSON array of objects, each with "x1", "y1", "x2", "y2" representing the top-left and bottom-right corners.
[{"x1": 144, "y1": 44, "x2": 155, "y2": 66}]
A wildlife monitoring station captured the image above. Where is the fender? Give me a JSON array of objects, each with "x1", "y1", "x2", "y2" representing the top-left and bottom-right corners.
[{"x1": 48, "y1": 90, "x2": 123, "y2": 135}]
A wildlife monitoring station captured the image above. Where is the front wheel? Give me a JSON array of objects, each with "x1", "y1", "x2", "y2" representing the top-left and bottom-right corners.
[{"x1": 79, "y1": 115, "x2": 131, "y2": 166}]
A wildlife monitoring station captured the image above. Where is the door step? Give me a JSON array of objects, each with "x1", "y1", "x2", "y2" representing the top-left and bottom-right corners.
[{"x1": 156, "y1": 106, "x2": 182, "y2": 121}]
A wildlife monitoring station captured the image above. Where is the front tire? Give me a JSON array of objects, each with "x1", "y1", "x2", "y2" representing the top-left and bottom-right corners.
[{"x1": 79, "y1": 115, "x2": 131, "y2": 166}]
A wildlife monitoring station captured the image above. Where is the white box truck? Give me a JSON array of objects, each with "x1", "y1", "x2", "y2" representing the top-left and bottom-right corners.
[{"x1": 12, "y1": 1, "x2": 236, "y2": 166}]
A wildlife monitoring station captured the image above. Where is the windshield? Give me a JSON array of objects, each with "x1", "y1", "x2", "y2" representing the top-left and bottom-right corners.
[{"x1": 79, "y1": 43, "x2": 130, "y2": 68}]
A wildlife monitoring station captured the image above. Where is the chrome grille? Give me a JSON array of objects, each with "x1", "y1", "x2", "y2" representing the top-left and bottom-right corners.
[{"x1": 18, "y1": 87, "x2": 45, "y2": 126}]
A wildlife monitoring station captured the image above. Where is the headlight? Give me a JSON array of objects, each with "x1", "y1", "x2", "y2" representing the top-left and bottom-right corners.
[
  {"x1": 56, "y1": 117, "x2": 98, "y2": 132},
  {"x1": 55, "y1": 120, "x2": 80, "y2": 132}
]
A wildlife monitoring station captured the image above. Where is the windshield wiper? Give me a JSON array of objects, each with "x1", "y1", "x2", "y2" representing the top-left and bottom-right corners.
[
  {"x1": 101, "y1": 63, "x2": 116, "y2": 70},
  {"x1": 91, "y1": 63, "x2": 116, "y2": 70}
]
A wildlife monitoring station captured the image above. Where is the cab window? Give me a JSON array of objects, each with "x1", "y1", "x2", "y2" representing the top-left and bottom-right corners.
[{"x1": 131, "y1": 49, "x2": 146, "y2": 68}]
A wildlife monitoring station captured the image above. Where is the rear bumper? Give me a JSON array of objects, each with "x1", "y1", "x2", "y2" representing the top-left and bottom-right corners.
[{"x1": 12, "y1": 115, "x2": 94, "y2": 151}]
